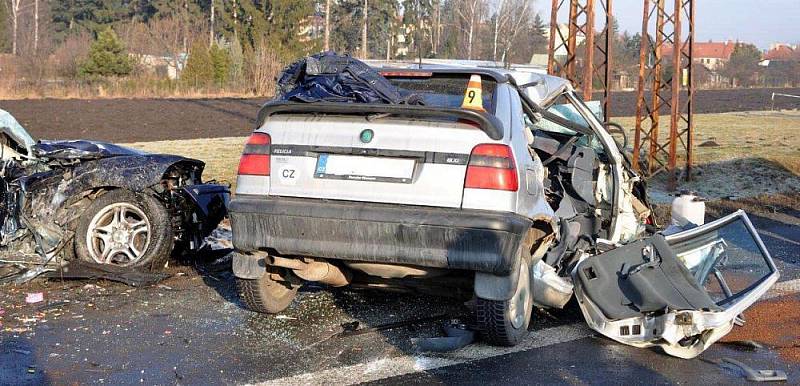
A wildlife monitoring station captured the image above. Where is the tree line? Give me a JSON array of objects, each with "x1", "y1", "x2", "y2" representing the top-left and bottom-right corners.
[{"x1": 1, "y1": 1, "x2": 795, "y2": 97}]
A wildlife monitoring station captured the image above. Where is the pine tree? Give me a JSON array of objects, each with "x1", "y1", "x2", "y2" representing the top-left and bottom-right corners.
[
  {"x1": 209, "y1": 43, "x2": 231, "y2": 86},
  {"x1": 51, "y1": 0, "x2": 134, "y2": 41},
  {"x1": 402, "y1": 0, "x2": 436, "y2": 58},
  {"x1": 262, "y1": 0, "x2": 317, "y2": 59},
  {"x1": 79, "y1": 28, "x2": 134, "y2": 77},
  {"x1": 368, "y1": 0, "x2": 400, "y2": 59},
  {"x1": 182, "y1": 41, "x2": 214, "y2": 86},
  {"x1": 720, "y1": 43, "x2": 762, "y2": 87},
  {"x1": 530, "y1": 13, "x2": 548, "y2": 54}
]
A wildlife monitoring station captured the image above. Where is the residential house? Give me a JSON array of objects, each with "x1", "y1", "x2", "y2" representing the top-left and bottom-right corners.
[
  {"x1": 542, "y1": 23, "x2": 586, "y2": 63},
  {"x1": 662, "y1": 40, "x2": 736, "y2": 87},
  {"x1": 135, "y1": 53, "x2": 187, "y2": 80},
  {"x1": 760, "y1": 43, "x2": 800, "y2": 87}
]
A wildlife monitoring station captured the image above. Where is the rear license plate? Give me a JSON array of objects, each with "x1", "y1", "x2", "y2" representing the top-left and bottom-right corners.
[{"x1": 315, "y1": 154, "x2": 415, "y2": 183}]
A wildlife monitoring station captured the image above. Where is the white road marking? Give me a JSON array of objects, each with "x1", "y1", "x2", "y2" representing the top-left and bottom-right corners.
[
  {"x1": 253, "y1": 323, "x2": 592, "y2": 386},
  {"x1": 757, "y1": 229, "x2": 800, "y2": 246},
  {"x1": 763, "y1": 278, "x2": 800, "y2": 300},
  {"x1": 253, "y1": 279, "x2": 800, "y2": 386}
]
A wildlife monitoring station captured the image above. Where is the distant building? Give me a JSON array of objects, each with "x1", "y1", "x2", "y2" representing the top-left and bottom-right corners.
[
  {"x1": 662, "y1": 40, "x2": 735, "y2": 71},
  {"x1": 759, "y1": 43, "x2": 800, "y2": 87},
  {"x1": 543, "y1": 24, "x2": 586, "y2": 61},
  {"x1": 761, "y1": 43, "x2": 800, "y2": 63},
  {"x1": 661, "y1": 40, "x2": 736, "y2": 87},
  {"x1": 135, "y1": 53, "x2": 186, "y2": 80},
  {"x1": 529, "y1": 54, "x2": 548, "y2": 67}
]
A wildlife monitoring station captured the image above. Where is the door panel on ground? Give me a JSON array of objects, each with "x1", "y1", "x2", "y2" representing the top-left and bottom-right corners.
[{"x1": 573, "y1": 210, "x2": 779, "y2": 359}]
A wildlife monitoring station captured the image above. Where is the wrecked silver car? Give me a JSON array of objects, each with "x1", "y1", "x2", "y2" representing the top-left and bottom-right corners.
[
  {"x1": 0, "y1": 109, "x2": 229, "y2": 284},
  {"x1": 229, "y1": 55, "x2": 777, "y2": 358}
]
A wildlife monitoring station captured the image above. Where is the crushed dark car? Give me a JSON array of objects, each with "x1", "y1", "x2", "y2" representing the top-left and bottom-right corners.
[{"x1": 0, "y1": 109, "x2": 229, "y2": 284}]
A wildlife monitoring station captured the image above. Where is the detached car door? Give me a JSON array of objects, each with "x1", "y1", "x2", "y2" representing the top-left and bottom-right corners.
[{"x1": 573, "y1": 210, "x2": 779, "y2": 358}]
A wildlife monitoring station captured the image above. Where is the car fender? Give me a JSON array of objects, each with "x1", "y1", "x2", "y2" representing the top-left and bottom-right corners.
[
  {"x1": 63, "y1": 155, "x2": 203, "y2": 197},
  {"x1": 232, "y1": 251, "x2": 268, "y2": 279},
  {"x1": 474, "y1": 245, "x2": 523, "y2": 301},
  {"x1": 18, "y1": 155, "x2": 204, "y2": 253}
]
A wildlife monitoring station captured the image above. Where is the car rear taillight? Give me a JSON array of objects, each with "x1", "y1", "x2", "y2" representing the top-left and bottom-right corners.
[
  {"x1": 464, "y1": 144, "x2": 518, "y2": 191},
  {"x1": 238, "y1": 133, "x2": 271, "y2": 176}
]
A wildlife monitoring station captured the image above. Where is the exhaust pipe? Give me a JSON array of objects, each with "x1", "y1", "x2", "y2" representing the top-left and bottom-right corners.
[{"x1": 271, "y1": 256, "x2": 351, "y2": 287}]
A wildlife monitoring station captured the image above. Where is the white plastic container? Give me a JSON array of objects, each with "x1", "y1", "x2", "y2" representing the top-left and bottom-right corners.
[{"x1": 671, "y1": 192, "x2": 705, "y2": 227}]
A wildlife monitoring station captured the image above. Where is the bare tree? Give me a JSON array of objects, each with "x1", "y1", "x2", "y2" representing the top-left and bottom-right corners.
[
  {"x1": 33, "y1": 0, "x2": 38, "y2": 53},
  {"x1": 454, "y1": 0, "x2": 486, "y2": 60},
  {"x1": 50, "y1": 31, "x2": 92, "y2": 77},
  {"x1": 496, "y1": 0, "x2": 533, "y2": 65},
  {"x1": 209, "y1": 0, "x2": 215, "y2": 47},
  {"x1": 361, "y1": 0, "x2": 368, "y2": 58},
  {"x1": 433, "y1": 1, "x2": 441, "y2": 55},
  {"x1": 250, "y1": 38, "x2": 283, "y2": 95},
  {"x1": 182, "y1": 0, "x2": 189, "y2": 52},
  {"x1": 324, "y1": 0, "x2": 331, "y2": 51},
  {"x1": 492, "y1": 0, "x2": 504, "y2": 61},
  {"x1": 7, "y1": 0, "x2": 21, "y2": 55}
]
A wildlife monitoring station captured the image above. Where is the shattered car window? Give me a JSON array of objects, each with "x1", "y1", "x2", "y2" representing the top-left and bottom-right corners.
[
  {"x1": 531, "y1": 94, "x2": 605, "y2": 153},
  {"x1": 385, "y1": 74, "x2": 498, "y2": 114},
  {"x1": 534, "y1": 94, "x2": 591, "y2": 135},
  {"x1": 668, "y1": 216, "x2": 776, "y2": 308}
]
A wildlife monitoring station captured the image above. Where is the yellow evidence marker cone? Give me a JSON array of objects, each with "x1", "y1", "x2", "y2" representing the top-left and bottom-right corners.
[{"x1": 461, "y1": 74, "x2": 485, "y2": 112}]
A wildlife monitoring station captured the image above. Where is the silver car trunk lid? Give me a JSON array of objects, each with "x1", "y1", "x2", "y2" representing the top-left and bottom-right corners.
[{"x1": 262, "y1": 114, "x2": 494, "y2": 208}]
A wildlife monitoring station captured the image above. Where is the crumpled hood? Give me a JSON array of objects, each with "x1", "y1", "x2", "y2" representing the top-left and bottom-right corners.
[{"x1": 34, "y1": 140, "x2": 148, "y2": 161}]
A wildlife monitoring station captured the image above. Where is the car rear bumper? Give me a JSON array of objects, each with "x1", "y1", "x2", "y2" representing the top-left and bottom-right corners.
[{"x1": 229, "y1": 195, "x2": 532, "y2": 275}]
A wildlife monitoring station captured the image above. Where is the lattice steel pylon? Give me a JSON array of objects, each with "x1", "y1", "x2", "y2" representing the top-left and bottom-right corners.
[
  {"x1": 632, "y1": 0, "x2": 695, "y2": 181},
  {"x1": 547, "y1": 0, "x2": 614, "y2": 119}
]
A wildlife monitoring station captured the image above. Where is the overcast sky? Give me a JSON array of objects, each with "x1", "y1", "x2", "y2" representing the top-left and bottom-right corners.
[{"x1": 532, "y1": 0, "x2": 800, "y2": 49}]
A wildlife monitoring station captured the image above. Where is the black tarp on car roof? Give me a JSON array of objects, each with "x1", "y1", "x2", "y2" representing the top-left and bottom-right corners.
[{"x1": 276, "y1": 52, "x2": 423, "y2": 105}]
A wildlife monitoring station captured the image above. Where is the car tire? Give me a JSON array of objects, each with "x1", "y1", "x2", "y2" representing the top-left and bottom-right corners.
[
  {"x1": 74, "y1": 189, "x2": 174, "y2": 271},
  {"x1": 475, "y1": 256, "x2": 533, "y2": 346},
  {"x1": 236, "y1": 267, "x2": 298, "y2": 314}
]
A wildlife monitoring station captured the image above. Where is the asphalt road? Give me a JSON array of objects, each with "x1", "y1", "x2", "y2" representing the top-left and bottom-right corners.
[{"x1": 1, "y1": 205, "x2": 798, "y2": 385}]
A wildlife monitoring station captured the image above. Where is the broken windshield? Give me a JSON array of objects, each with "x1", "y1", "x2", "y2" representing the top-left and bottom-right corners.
[{"x1": 532, "y1": 93, "x2": 606, "y2": 152}]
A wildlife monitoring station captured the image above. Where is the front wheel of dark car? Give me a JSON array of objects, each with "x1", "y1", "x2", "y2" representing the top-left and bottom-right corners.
[
  {"x1": 475, "y1": 256, "x2": 533, "y2": 346},
  {"x1": 236, "y1": 267, "x2": 298, "y2": 314},
  {"x1": 74, "y1": 189, "x2": 174, "y2": 271}
]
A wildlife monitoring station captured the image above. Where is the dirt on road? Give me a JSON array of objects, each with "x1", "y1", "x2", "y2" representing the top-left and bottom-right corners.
[
  {"x1": 1, "y1": 87, "x2": 799, "y2": 143},
  {"x1": 721, "y1": 294, "x2": 800, "y2": 364}
]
